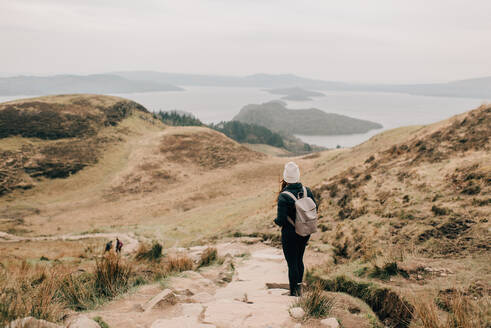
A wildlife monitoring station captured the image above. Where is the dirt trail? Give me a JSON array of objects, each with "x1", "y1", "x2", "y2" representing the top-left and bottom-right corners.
[
  {"x1": 0, "y1": 231, "x2": 140, "y2": 254},
  {"x1": 89, "y1": 242, "x2": 301, "y2": 328}
]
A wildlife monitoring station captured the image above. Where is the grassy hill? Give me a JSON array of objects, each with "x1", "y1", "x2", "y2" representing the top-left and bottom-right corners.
[
  {"x1": 0, "y1": 94, "x2": 268, "y2": 238},
  {"x1": 254, "y1": 105, "x2": 491, "y2": 327},
  {"x1": 233, "y1": 101, "x2": 383, "y2": 135},
  {"x1": 0, "y1": 95, "x2": 489, "y2": 327},
  {"x1": 0, "y1": 95, "x2": 153, "y2": 195},
  {"x1": 311, "y1": 104, "x2": 490, "y2": 257}
]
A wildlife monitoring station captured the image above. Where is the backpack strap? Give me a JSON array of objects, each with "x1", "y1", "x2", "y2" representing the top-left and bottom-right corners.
[
  {"x1": 302, "y1": 186, "x2": 307, "y2": 198},
  {"x1": 281, "y1": 191, "x2": 297, "y2": 201},
  {"x1": 281, "y1": 191, "x2": 297, "y2": 227}
]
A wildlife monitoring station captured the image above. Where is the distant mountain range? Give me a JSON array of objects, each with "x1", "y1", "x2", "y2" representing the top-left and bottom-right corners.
[
  {"x1": 1, "y1": 71, "x2": 489, "y2": 99},
  {"x1": 0, "y1": 74, "x2": 182, "y2": 96},
  {"x1": 233, "y1": 101, "x2": 383, "y2": 136},
  {"x1": 114, "y1": 71, "x2": 491, "y2": 99}
]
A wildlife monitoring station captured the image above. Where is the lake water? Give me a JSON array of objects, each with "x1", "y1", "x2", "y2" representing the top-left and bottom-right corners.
[
  {"x1": 0, "y1": 87, "x2": 485, "y2": 148},
  {"x1": 111, "y1": 87, "x2": 485, "y2": 148}
]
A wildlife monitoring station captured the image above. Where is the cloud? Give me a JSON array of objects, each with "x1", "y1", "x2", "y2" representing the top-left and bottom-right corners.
[{"x1": 0, "y1": 0, "x2": 490, "y2": 82}]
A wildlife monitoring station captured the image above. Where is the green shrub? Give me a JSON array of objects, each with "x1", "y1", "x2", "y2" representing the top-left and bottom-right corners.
[{"x1": 154, "y1": 110, "x2": 203, "y2": 126}]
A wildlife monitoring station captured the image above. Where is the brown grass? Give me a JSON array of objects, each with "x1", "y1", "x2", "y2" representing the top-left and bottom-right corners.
[
  {"x1": 0, "y1": 254, "x2": 133, "y2": 324},
  {"x1": 165, "y1": 254, "x2": 194, "y2": 272},
  {"x1": 313, "y1": 110, "x2": 490, "y2": 259},
  {"x1": 0, "y1": 250, "x2": 203, "y2": 325},
  {"x1": 411, "y1": 291, "x2": 488, "y2": 328},
  {"x1": 160, "y1": 129, "x2": 264, "y2": 170},
  {"x1": 0, "y1": 262, "x2": 66, "y2": 325},
  {"x1": 135, "y1": 242, "x2": 163, "y2": 261},
  {"x1": 197, "y1": 247, "x2": 219, "y2": 268},
  {"x1": 94, "y1": 253, "x2": 132, "y2": 298},
  {"x1": 294, "y1": 281, "x2": 335, "y2": 318}
]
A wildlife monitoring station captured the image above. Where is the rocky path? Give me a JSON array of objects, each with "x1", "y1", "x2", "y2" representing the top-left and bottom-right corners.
[{"x1": 89, "y1": 242, "x2": 302, "y2": 328}]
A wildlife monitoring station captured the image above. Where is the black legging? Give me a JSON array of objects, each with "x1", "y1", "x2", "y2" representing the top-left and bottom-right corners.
[{"x1": 281, "y1": 229, "x2": 310, "y2": 296}]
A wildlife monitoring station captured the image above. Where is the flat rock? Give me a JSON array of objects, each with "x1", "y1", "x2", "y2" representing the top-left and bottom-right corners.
[
  {"x1": 181, "y1": 303, "x2": 204, "y2": 317},
  {"x1": 251, "y1": 249, "x2": 284, "y2": 262},
  {"x1": 320, "y1": 317, "x2": 340, "y2": 328},
  {"x1": 202, "y1": 299, "x2": 253, "y2": 327},
  {"x1": 181, "y1": 271, "x2": 203, "y2": 280},
  {"x1": 191, "y1": 291, "x2": 215, "y2": 303},
  {"x1": 289, "y1": 307, "x2": 305, "y2": 319},
  {"x1": 7, "y1": 317, "x2": 63, "y2": 328},
  {"x1": 66, "y1": 315, "x2": 100, "y2": 328},
  {"x1": 151, "y1": 317, "x2": 215, "y2": 328},
  {"x1": 143, "y1": 288, "x2": 177, "y2": 312},
  {"x1": 170, "y1": 274, "x2": 215, "y2": 295},
  {"x1": 132, "y1": 303, "x2": 145, "y2": 312}
]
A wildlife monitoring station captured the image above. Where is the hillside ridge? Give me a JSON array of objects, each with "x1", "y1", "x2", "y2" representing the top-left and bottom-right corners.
[{"x1": 0, "y1": 99, "x2": 489, "y2": 327}]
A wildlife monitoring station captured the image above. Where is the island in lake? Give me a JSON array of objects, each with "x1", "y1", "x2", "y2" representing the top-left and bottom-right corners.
[
  {"x1": 233, "y1": 101, "x2": 383, "y2": 136},
  {"x1": 265, "y1": 87, "x2": 325, "y2": 101}
]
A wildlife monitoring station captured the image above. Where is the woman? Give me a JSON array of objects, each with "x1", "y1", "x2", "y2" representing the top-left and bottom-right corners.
[{"x1": 274, "y1": 161, "x2": 317, "y2": 296}]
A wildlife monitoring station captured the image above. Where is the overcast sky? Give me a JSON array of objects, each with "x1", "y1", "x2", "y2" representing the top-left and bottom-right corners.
[{"x1": 1, "y1": 0, "x2": 490, "y2": 83}]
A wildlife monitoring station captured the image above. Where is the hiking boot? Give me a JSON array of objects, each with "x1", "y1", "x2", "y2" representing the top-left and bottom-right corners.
[{"x1": 291, "y1": 284, "x2": 302, "y2": 297}]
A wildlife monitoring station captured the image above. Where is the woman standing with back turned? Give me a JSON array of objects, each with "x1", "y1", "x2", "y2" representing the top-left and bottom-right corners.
[{"x1": 274, "y1": 162, "x2": 317, "y2": 296}]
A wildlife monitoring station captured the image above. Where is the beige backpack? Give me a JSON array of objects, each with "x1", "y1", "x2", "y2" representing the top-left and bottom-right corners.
[{"x1": 282, "y1": 186, "x2": 318, "y2": 236}]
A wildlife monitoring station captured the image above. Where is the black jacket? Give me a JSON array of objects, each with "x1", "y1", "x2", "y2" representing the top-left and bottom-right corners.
[{"x1": 274, "y1": 182, "x2": 317, "y2": 231}]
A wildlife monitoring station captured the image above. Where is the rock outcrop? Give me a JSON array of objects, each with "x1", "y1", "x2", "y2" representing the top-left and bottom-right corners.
[{"x1": 66, "y1": 315, "x2": 100, "y2": 328}]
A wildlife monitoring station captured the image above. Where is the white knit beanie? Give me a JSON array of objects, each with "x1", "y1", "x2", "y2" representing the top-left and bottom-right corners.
[{"x1": 283, "y1": 161, "x2": 300, "y2": 183}]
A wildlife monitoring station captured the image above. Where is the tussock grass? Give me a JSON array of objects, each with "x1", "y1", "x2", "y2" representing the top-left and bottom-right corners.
[
  {"x1": 135, "y1": 242, "x2": 163, "y2": 261},
  {"x1": 412, "y1": 291, "x2": 488, "y2": 328},
  {"x1": 1, "y1": 250, "x2": 201, "y2": 325},
  {"x1": 0, "y1": 253, "x2": 133, "y2": 325},
  {"x1": 197, "y1": 247, "x2": 219, "y2": 268},
  {"x1": 58, "y1": 272, "x2": 100, "y2": 311},
  {"x1": 294, "y1": 281, "x2": 335, "y2": 318},
  {"x1": 0, "y1": 263, "x2": 66, "y2": 325},
  {"x1": 165, "y1": 254, "x2": 194, "y2": 272},
  {"x1": 94, "y1": 253, "x2": 132, "y2": 298}
]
